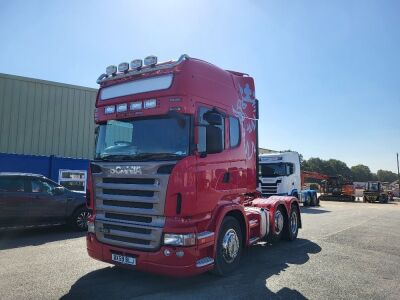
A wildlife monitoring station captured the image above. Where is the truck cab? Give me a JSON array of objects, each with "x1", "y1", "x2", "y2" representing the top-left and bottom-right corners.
[
  {"x1": 258, "y1": 152, "x2": 319, "y2": 206},
  {"x1": 258, "y1": 152, "x2": 301, "y2": 198}
]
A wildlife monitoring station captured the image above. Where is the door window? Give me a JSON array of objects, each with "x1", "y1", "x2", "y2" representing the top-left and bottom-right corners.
[
  {"x1": 229, "y1": 116, "x2": 240, "y2": 148},
  {"x1": 0, "y1": 177, "x2": 25, "y2": 192},
  {"x1": 30, "y1": 179, "x2": 57, "y2": 195},
  {"x1": 197, "y1": 107, "x2": 225, "y2": 153}
]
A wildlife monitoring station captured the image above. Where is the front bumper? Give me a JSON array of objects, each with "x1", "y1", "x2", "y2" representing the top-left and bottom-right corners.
[{"x1": 86, "y1": 233, "x2": 214, "y2": 277}]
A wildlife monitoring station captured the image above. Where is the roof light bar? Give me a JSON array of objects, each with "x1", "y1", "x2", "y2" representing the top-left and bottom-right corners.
[{"x1": 97, "y1": 54, "x2": 190, "y2": 84}]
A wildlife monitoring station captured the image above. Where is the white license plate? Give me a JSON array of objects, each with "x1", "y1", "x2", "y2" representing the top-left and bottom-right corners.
[{"x1": 111, "y1": 253, "x2": 136, "y2": 266}]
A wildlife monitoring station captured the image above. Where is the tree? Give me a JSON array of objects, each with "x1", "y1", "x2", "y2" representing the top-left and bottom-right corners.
[
  {"x1": 351, "y1": 165, "x2": 374, "y2": 182},
  {"x1": 376, "y1": 170, "x2": 398, "y2": 182}
]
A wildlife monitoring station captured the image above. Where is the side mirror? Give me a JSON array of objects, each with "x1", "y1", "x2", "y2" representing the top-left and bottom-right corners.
[
  {"x1": 205, "y1": 125, "x2": 223, "y2": 154},
  {"x1": 203, "y1": 111, "x2": 223, "y2": 126},
  {"x1": 53, "y1": 186, "x2": 65, "y2": 195}
]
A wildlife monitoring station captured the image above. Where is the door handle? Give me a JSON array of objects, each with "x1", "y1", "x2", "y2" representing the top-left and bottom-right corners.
[{"x1": 223, "y1": 172, "x2": 231, "y2": 183}]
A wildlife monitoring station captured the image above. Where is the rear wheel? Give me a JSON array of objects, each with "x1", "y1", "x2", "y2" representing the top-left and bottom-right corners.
[
  {"x1": 303, "y1": 194, "x2": 311, "y2": 206},
  {"x1": 283, "y1": 205, "x2": 299, "y2": 241},
  {"x1": 213, "y1": 216, "x2": 242, "y2": 276},
  {"x1": 311, "y1": 193, "x2": 318, "y2": 206},
  {"x1": 273, "y1": 207, "x2": 286, "y2": 239}
]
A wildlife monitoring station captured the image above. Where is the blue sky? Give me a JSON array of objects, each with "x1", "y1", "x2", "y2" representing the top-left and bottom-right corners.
[{"x1": 1, "y1": 0, "x2": 399, "y2": 172}]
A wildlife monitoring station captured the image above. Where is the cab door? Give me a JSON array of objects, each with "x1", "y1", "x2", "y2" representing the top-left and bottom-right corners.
[
  {"x1": 0, "y1": 176, "x2": 31, "y2": 227},
  {"x1": 195, "y1": 105, "x2": 234, "y2": 213}
]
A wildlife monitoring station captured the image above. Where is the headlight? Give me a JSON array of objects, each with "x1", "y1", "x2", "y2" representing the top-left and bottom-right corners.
[
  {"x1": 163, "y1": 233, "x2": 196, "y2": 246},
  {"x1": 87, "y1": 221, "x2": 95, "y2": 233}
]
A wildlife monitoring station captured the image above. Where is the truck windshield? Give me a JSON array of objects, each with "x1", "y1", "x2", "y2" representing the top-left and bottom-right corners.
[
  {"x1": 95, "y1": 115, "x2": 190, "y2": 161},
  {"x1": 259, "y1": 163, "x2": 288, "y2": 177},
  {"x1": 368, "y1": 183, "x2": 379, "y2": 191}
]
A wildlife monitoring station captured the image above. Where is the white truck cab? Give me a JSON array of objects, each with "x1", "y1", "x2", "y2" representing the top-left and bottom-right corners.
[{"x1": 258, "y1": 152, "x2": 301, "y2": 198}]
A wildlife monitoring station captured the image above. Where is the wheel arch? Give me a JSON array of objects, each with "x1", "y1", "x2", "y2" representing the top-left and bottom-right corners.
[
  {"x1": 225, "y1": 209, "x2": 247, "y2": 248},
  {"x1": 211, "y1": 204, "x2": 248, "y2": 253}
]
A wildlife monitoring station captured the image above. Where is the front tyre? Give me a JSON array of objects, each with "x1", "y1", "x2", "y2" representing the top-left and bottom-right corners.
[{"x1": 213, "y1": 216, "x2": 242, "y2": 276}]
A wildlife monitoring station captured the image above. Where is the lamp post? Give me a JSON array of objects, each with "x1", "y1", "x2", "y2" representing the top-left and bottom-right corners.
[{"x1": 397, "y1": 153, "x2": 400, "y2": 193}]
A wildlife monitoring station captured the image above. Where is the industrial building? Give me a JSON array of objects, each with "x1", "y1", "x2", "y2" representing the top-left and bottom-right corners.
[{"x1": 0, "y1": 73, "x2": 97, "y2": 192}]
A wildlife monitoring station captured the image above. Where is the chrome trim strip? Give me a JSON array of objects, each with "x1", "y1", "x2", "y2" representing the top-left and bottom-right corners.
[
  {"x1": 249, "y1": 237, "x2": 260, "y2": 244},
  {"x1": 196, "y1": 257, "x2": 214, "y2": 268},
  {"x1": 197, "y1": 231, "x2": 215, "y2": 240}
]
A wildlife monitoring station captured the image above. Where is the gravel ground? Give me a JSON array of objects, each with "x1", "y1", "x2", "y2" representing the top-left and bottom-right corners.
[{"x1": 0, "y1": 201, "x2": 399, "y2": 300}]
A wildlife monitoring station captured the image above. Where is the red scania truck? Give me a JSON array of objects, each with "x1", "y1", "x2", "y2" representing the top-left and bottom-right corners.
[{"x1": 86, "y1": 54, "x2": 301, "y2": 276}]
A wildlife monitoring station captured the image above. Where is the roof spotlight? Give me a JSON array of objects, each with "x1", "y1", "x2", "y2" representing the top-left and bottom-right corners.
[
  {"x1": 118, "y1": 62, "x2": 129, "y2": 73},
  {"x1": 106, "y1": 65, "x2": 117, "y2": 76},
  {"x1": 144, "y1": 55, "x2": 157, "y2": 67},
  {"x1": 130, "y1": 59, "x2": 143, "y2": 70}
]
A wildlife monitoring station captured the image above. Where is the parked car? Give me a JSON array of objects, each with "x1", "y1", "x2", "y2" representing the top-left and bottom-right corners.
[{"x1": 0, "y1": 172, "x2": 91, "y2": 231}]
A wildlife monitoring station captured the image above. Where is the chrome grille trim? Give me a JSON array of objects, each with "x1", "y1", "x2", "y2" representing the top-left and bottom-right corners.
[{"x1": 92, "y1": 161, "x2": 175, "y2": 250}]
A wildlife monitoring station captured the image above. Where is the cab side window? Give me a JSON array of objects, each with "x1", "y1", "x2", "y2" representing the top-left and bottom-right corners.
[
  {"x1": 229, "y1": 116, "x2": 240, "y2": 148},
  {"x1": 286, "y1": 163, "x2": 295, "y2": 175},
  {"x1": 197, "y1": 107, "x2": 225, "y2": 154}
]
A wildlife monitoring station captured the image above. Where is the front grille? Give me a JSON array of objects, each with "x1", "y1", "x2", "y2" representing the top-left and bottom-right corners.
[
  {"x1": 92, "y1": 162, "x2": 172, "y2": 251},
  {"x1": 104, "y1": 234, "x2": 151, "y2": 245},
  {"x1": 103, "y1": 223, "x2": 151, "y2": 235},
  {"x1": 103, "y1": 178, "x2": 155, "y2": 185},
  {"x1": 261, "y1": 182, "x2": 278, "y2": 197},
  {"x1": 105, "y1": 212, "x2": 152, "y2": 223},
  {"x1": 103, "y1": 189, "x2": 154, "y2": 197},
  {"x1": 103, "y1": 200, "x2": 153, "y2": 209}
]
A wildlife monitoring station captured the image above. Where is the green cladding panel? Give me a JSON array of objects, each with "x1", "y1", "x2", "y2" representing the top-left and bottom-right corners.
[{"x1": 0, "y1": 73, "x2": 97, "y2": 159}]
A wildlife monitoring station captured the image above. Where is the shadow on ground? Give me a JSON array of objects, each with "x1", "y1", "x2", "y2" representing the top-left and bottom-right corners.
[
  {"x1": 62, "y1": 238, "x2": 321, "y2": 299},
  {"x1": 300, "y1": 206, "x2": 331, "y2": 214},
  {"x1": 0, "y1": 226, "x2": 85, "y2": 250}
]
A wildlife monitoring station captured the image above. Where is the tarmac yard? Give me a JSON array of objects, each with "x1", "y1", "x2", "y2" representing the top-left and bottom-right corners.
[{"x1": 0, "y1": 201, "x2": 399, "y2": 300}]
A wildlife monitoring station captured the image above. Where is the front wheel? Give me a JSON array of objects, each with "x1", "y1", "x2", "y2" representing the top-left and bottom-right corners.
[
  {"x1": 213, "y1": 216, "x2": 242, "y2": 276},
  {"x1": 70, "y1": 207, "x2": 92, "y2": 231}
]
